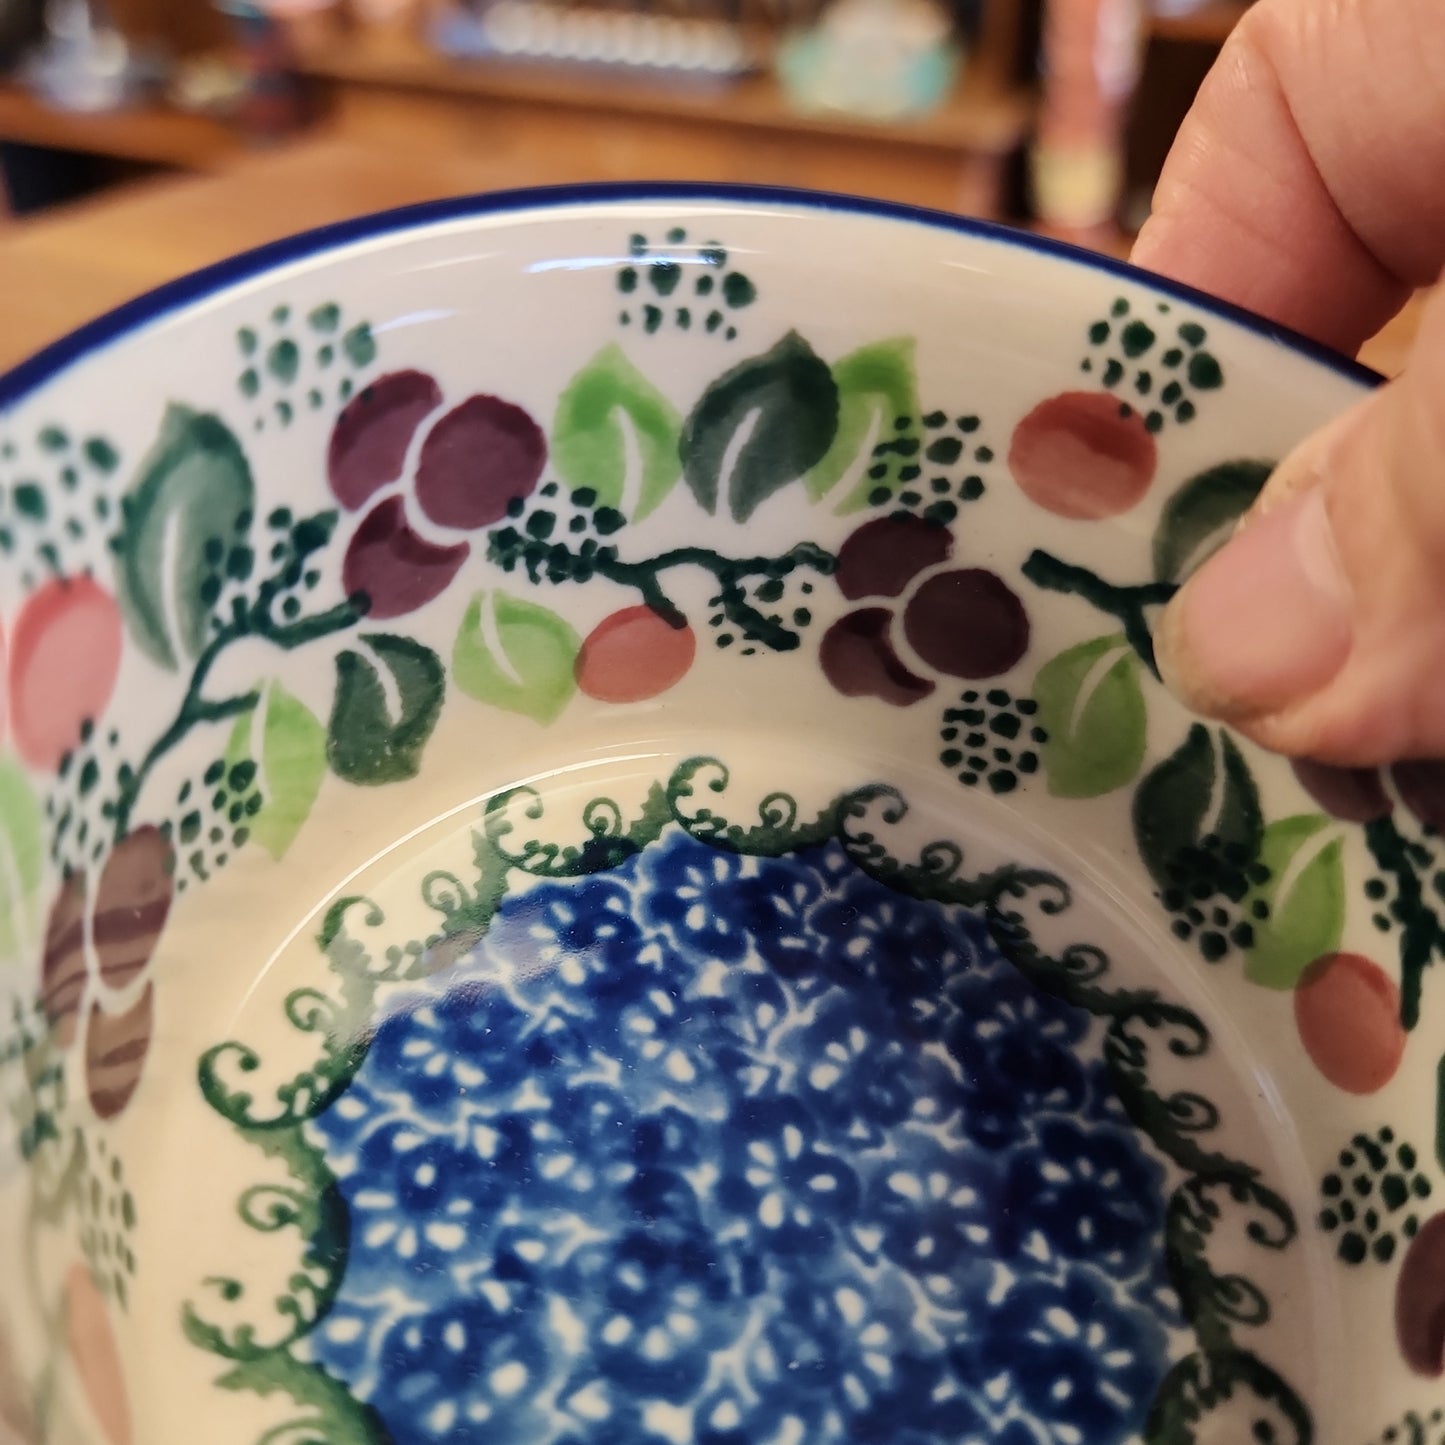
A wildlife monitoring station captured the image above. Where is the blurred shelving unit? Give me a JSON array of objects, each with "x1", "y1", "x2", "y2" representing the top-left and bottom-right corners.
[
  {"x1": 287, "y1": 20, "x2": 1035, "y2": 217},
  {"x1": 0, "y1": 82, "x2": 242, "y2": 171},
  {"x1": 1147, "y1": 1, "x2": 1250, "y2": 45}
]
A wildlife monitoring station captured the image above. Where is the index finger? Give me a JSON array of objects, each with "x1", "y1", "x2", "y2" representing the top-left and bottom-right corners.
[{"x1": 1130, "y1": 0, "x2": 1445, "y2": 356}]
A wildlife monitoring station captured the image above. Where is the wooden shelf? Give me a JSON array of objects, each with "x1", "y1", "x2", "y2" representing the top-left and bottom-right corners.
[
  {"x1": 0, "y1": 83, "x2": 244, "y2": 171},
  {"x1": 291, "y1": 30, "x2": 1034, "y2": 156},
  {"x1": 1148, "y1": 1, "x2": 1251, "y2": 46}
]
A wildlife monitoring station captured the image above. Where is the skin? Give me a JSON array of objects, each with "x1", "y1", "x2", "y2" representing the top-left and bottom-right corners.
[{"x1": 1135, "y1": 0, "x2": 1445, "y2": 765}]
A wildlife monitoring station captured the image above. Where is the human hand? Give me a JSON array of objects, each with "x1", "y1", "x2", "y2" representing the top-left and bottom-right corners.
[{"x1": 1131, "y1": 0, "x2": 1445, "y2": 765}]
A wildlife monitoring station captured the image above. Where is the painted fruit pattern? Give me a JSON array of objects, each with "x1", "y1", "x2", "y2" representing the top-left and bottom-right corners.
[{"x1": 0, "y1": 226, "x2": 1436, "y2": 1445}]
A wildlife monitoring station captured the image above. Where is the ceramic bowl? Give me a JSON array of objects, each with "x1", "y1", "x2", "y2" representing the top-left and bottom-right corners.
[{"x1": 0, "y1": 185, "x2": 1434, "y2": 1445}]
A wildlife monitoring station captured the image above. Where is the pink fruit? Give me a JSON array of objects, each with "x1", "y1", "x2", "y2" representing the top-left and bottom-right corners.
[
  {"x1": 1009, "y1": 391, "x2": 1157, "y2": 519},
  {"x1": 414, "y1": 395, "x2": 547, "y2": 531},
  {"x1": 834, "y1": 516, "x2": 952, "y2": 602},
  {"x1": 65, "y1": 1264, "x2": 131, "y2": 1445},
  {"x1": 819, "y1": 609, "x2": 934, "y2": 707},
  {"x1": 576, "y1": 607, "x2": 695, "y2": 704},
  {"x1": 10, "y1": 576, "x2": 123, "y2": 772},
  {"x1": 902, "y1": 568, "x2": 1030, "y2": 680},
  {"x1": 1294, "y1": 952, "x2": 1405, "y2": 1094},
  {"x1": 342, "y1": 496, "x2": 469, "y2": 620},
  {"x1": 327, "y1": 370, "x2": 443, "y2": 511}
]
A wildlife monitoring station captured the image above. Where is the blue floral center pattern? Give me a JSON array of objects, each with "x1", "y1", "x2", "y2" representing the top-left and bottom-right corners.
[{"x1": 303, "y1": 832, "x2": 1180, "y2": 1444}]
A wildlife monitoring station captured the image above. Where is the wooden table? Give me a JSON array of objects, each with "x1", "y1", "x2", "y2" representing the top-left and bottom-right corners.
[{"x1": 0, "y1": 133, "x2": 1421, "y2": 379}]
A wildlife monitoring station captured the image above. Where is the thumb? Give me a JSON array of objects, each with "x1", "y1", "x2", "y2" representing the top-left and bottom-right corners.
[{"x1": 1154, "y1": 284, "x2": 1445, "y2": 766}]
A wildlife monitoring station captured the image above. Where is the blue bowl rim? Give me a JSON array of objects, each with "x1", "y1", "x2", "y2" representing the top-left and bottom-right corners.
[{"x1": 0, "y1": 178, "x2": 1382, "y2": 414}]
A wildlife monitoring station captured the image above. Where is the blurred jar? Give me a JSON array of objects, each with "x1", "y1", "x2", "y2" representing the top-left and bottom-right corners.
[
  {"x1": 350, "y1": 0, "x2": 421, "y2": 36},
  {"x1": 777, "y1": 0, "x2": 960, "y2": 123},
  {"x1": 1032, "y1": 0, "x2": 1145, "y2": 238}
]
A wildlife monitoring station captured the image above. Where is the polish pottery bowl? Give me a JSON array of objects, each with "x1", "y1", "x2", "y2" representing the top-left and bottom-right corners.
[{"x1": 0, "y1": 186, "x2": 1431, "y2": 1445}]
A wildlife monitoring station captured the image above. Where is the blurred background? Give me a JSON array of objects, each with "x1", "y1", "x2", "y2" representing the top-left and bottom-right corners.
[{"x1": 7, "y1": 0, "x2": 1403, "y2": 376}]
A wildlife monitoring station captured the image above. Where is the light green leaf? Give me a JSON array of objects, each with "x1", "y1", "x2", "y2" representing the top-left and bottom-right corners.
[
  {"x1": 681, "y1": 331, "x2": 839, "y2": 523},
  {"x1": 1243, "y1": 814, "x2": 1345, "y2": 988},
  {"x1": 804, "y1": 338, "x2": 918, "y2": 512},
  {"x1": 453, "y1": 591, "x2": 580, "y2": 725},
  {"x1": 227, "y1": 684, "x2": 328, "y2": 859},
  {"x1": 1032, "y1": 634, "x2": 1146, "y2": 798},
  {"x1": 1133, "y1": 724, "x2": 1262, "y2": 889},
  {"x1": 552, "y1": 344, "x2": 683, "y2": 522},
  {"x1": 327, "y1": 634, "x2": 445, "y2": 786},
  {"x1": 113, "y1": 404, "x2": 255, "y2": 669},
  {"x1": 0, "y1": 760, "x2": 43, "y2": 960},
  {"x1": 1152, "y1": 459, "x2": 1272, "y2": 583}
]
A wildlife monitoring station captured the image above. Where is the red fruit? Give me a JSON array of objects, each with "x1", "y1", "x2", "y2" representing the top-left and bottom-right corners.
[
  {"x1": 819, "y1": 609, "x2": 934, "y2": 707},
  {"x1": 65, "y1": 1264, "x2": 132, "y2": 1445},
  {"x1": 85, "y1": 983, "x2": 154, "y2": 1122},
  {"x1": 902, "y1": 569, "x2": 1029, "y2": 680},
  {"x1": 1294, "y1": 952, "x2": 1405, "y2": 1094},
  {"x1": 10, "y1": 576, "x2": 123, "y2": 772},
  {"x1": 1009, "y1": 391, "x2": 1157, "y2": 519},
  {"x1": 328, "y1": 370, "x2": 443, "y2": 511},
  {"x1": 576, "y1": 606, "x2": 695, "y2": 704},
  {"x1": 342, "y1": 496, "x2": 469, "y2": 620},
  {"x1": 40, "y1": 872, "x2": 88, "y2": 1048},
  {"x1": 414, "y1": 395, "x2": 547, "y2": 531},
  {"x1": 834, "y1": 516, "x2": 952, "y2": 602},
  {"x1": 94, "y1": 828, "x2": 173, "y2": 992}
]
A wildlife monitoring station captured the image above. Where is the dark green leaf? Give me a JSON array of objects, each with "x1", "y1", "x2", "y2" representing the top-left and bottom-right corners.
[
  {"x1": 1217, "y1": 732, "x2": 1264, "y2": 857},
  {"x1": 113, "y1": 405, "x2": 255, "y2": 669},
  {"x1": 681, "y1": 331, "x2": 838, "y2": 523},
  {"x1": 1242, "y1": 815, "x2": 1345, "y2": 988},
  {"x1": 1032, "y1": 634, "x2": 1147, "y2": 798},
  {"x1": 327, "y1": 634, "x2": 445, "y2": 786},
  {"x1": 1133, "y1": 724, "x2": 1262, "y2": 888},
  {"x1": 552, "y1": 344, "x2": 682, "y2": 522},
  {"x1": 1152, "y1": 459, "x2": 1272, "y2": 582}
]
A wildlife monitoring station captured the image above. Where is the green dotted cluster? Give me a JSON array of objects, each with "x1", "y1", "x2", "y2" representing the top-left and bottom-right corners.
[
  {"x1": 0, "y1": 423, "x2": 122, "y2": 586},
  {"x1": 1319, "y1": 1127, "x2": 1431, "y2": 1266},
  {"x1": 236, "y1": 301, "x2": 376, "y2": 431},
  {"x1": 617, "y1": 229, "x2": 755, "y2": 339},
  {"x1": 1082, "y1": 296, "x2": 1223, "y2": 433},
  {"x1": 0, "y1": 998, "x2": 65, "y2": 1162},
  {"x1": 940, "y1": 690, "x2": 1046, "y2": 796},
  {"x1": 706, "y1": 568, "x2": 815, "y2": 657},
  {"x1": 221, "y1": 505, "x2": 332, "y2": 632},
  {"x1": 159, "y1": 753, "x2": 262, "y2": 893},
  {"x1": 1363, "y1": 824, "x2": 1440, "y2": 937},
  {"x1": 489, "y1": 481, "x2": 625, "y2": 586},
  {"x1": 77, "y1": 1134, "x2": 138, "y2": 1309},
  {"x1": 1369, "y1": 1408, "x2": 1445, "y2": 1445},
  {"x1": 867, "y1": 411, "x2": 995, "y2": 527},
  {"x1": 1158, "y1": 834, "x2": 1269, "y2": 963},
  {"x1": 48, "y1": 721, "x2": 124, "y2": 873}
]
